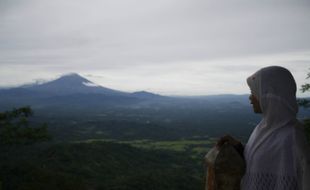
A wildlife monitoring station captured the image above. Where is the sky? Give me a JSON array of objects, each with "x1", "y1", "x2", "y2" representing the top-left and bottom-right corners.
[{"x1": 0, "y1": 0, "x2": 310, "y2": 96}]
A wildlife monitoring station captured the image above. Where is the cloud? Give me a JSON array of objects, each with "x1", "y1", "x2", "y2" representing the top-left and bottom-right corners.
[
  {"x1": 0, "y1": 0, "x2": 310, "y2": 95},
  {"x1": 75, "y1": 51, "x2": 310, "y2": 96}
]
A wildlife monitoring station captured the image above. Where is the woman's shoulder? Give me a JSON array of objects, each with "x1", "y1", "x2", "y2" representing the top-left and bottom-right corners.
[
  {"x1": 292, "y1": 121, "x2": 308, "y2": 141},
  {"x1": 281, "y1": 121, "x2": 310, "y2": 161},
  {"x1": 271, "y1": 121, "x2": 305, "y2": 144},
  {"x1": 275, "y1": 121, "x2": 303, "y2": 133}
]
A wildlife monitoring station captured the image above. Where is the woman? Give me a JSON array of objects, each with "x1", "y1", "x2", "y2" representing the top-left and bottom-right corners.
[{"x1": 218, "y1": 66, "x2": 310, "y2": 190}]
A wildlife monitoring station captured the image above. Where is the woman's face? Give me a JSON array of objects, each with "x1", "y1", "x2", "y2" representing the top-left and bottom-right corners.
[{"x1": 249, "y1": 94, "x2": 262, "y2": 113}]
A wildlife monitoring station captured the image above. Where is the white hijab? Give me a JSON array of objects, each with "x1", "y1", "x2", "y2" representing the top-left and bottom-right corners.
[
  {"x1": 244, "y1": 66, "x2": 310, "y2": 190},
  {"x1": 245, "y1": 66, "x2": 298, "y2": 159}
]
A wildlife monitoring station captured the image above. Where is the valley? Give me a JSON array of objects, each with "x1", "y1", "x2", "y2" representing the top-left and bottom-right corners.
[{"x1": 0, "y1": 73, "x2": 308, "y2": 190}]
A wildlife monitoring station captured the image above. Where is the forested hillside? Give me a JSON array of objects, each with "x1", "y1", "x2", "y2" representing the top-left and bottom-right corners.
[{"x1": 0, "y1": 141, "x2": 204, "y2": 190}]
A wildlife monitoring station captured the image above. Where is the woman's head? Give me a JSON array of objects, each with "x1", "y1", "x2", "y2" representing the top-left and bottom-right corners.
[{"x1": 246, "y1": 66, "x2": 298, "y2": 120}]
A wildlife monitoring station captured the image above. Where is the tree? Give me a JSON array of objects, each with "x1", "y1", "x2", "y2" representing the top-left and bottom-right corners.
[
  {"x1": 301, "y1": 71, "x2": 310, "y2": 93},
  {"x1": 299, "y1": 69, "x2": 310, "y2": 141},
  {"x1": 298, "y1": 69, "x2": 310, "y2": 108},
  {"x1": 0, "y1": 106, "x2": 51, "y2": 145}
]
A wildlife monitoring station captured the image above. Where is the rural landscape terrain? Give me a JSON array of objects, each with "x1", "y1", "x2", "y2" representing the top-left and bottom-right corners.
[{"x1": 0, "y1": 74, "x2": 309, "y2": 190}]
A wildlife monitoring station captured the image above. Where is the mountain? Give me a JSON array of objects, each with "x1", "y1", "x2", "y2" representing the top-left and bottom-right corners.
[
  {"x1": 23, "y1": 73, "x2": 128, "y2": 96},
  {"x1": 0, "y1": 73, "x2": 264, "y2": 113},
  {"x1": 131, "y1": 91, "x2": 162, "y2": 99},
  {"x1": 0, "y1": 73, "x2": 163, "y2": 110}
]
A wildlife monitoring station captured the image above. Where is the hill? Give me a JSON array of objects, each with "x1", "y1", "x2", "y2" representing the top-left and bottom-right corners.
[
  {"x1": 0, "y1": 73, "x2": 309, "y2": 190},
  {"x1": 0, "y1": 73, "x2": 165, "y2": 110},
  {"x1": 23, "y1": 73, "x2": 128, "y2": 96}
]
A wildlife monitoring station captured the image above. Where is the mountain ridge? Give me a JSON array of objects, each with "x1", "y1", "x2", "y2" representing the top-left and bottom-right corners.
[
  {"x1": 20, "y1": 73, "x2": 128, "y2": 96},
  {"x1": 0, "y1": 73, "x2": 166, "y2": 110}
]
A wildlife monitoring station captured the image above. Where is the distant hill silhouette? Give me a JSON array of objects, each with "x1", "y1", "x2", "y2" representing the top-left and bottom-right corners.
[
  {"x1": 0, "y1": 73, "x2": 308, "y2": 123},
  {"x1": 21, "y1": 73, "x2": 129, "y2": 96},
  {"x1": 0, "y1": 73, "x2": 165, "y2": 110},
  {"x1": 132, "y1": 91, "x2": 162, "y2": 99}
]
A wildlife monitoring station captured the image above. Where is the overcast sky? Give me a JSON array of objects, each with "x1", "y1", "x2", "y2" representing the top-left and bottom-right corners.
[{"x1": 1, "y1": 0, "x2": 310, "y2": 96}]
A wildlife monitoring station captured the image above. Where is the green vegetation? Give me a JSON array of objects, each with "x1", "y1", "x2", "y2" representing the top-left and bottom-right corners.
[
  {"x1": 0, "y1": 105, "x2": 213, "y2": 190},
  {"x1": 300, "y1": 70, "x2": 310, "y2": 93},
  {"x1": 0, "y1": 107, "x2": 50, "y2": 145},
  {"x1": 0, "y1": 141, "x2": 205, "y2": 190},
  {"x1": 0, "y1": 81, "x2": 308, "y2": 190},
  {"x1": 79, "y1": 138, "x2": 215, "y2": 161},
  {"x1": 1, "y1": 104, "x2": 239, "y2": 190},
  {"x1": 124, "y1": 139, "x2": 214, "y2": 160}
]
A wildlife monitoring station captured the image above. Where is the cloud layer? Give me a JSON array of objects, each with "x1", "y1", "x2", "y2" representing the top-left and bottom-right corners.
[{"x1": 1, "y1": 0, "x2": 310, "y2": 95}]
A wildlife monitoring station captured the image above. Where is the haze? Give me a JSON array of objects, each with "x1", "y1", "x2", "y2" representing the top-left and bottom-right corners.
[{"x1": 1, "y1": 0, "x2": 310, "y2": 96}]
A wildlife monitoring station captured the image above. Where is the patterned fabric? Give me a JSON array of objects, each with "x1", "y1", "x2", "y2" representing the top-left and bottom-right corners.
[
  {"x1": 241, "y1": 125, "x2": 305, "y2": 190},
  {"x1": 242, "y1": 173, "x2": 298, "y2": 190}
]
